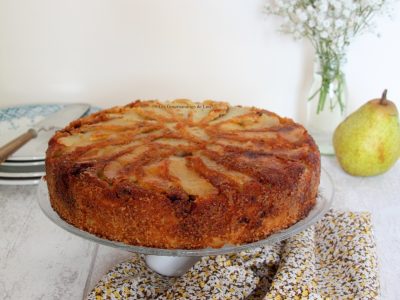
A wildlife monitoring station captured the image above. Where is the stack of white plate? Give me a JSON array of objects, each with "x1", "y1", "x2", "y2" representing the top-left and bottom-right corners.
[
  {"x1": 0, "y1": 159, "x2": 45, "y2": 185},
  {"x1": 0, "y1": 103, "x2": 96, "y2": 185}
]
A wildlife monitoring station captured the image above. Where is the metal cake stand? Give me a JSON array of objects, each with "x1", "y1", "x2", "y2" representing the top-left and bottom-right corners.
[{"x1": 36, "y1": 169, "x2": 334, "y2": 277}]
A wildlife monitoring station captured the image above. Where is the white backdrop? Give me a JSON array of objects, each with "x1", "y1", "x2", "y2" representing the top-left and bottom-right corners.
[{"x1": 0, "y1": 0, "x2": 399, "y2": 123}]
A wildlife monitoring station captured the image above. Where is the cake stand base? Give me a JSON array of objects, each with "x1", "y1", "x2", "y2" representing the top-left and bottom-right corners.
[{"x1": 145, "y1": 255, "x2": 201, "y2": 277}]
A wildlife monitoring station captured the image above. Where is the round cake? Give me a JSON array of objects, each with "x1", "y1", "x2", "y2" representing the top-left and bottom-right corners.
[{"x1": 46, "y1": 99, "x2": 320, "y2": 249}]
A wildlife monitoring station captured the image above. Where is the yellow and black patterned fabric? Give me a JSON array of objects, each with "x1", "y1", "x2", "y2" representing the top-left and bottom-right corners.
[{"x1": 88, "y1": 210, "x2": 379, "y2": 300}]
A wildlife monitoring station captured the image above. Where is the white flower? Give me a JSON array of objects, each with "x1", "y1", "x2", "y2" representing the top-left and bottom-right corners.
[
  {"x1": 320, "y1": 31, "x2": 329, "y2": 39},
  {"x1": 335, "y1": 19, "x2": 345, "y2": 29},
  {"x1": 296, "y1": 10, "x2": 308, "y2": 22},
  {"x1": 342, "y1": 9, "x2": 351, "y2": 18},
  {"x1": 319, "y1": 2, "x2": 329, "y2": 13},
  {"x1": 316, "y1": 14, "x2": 326, "y2": 26},
  {"x1": 332, "y1": 1, "x2": 343, "y2": 10},
  {"x1": 322, "y1": 19, "x2": 331, "y2": 29}
]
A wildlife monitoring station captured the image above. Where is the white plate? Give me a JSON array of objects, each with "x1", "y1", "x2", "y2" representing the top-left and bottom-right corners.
[
  {"x1": 0, "y1": 177, "x2": 42, "y2": 185},
  {"x1": 0, "y1": 104, "x2": 98, "y2": 161},
  {"x1": 0, "y1": 171, "x2": 45, "y2": 178},
  {"x1": 0, "y1": 164, "x2": 45, "y2": 178},
  {"x1": 0, "y1": 104, "x2": 64, "y2": 161},
  {"x1": 1, "y1": 160, "x2": 45, "y2": 167}
]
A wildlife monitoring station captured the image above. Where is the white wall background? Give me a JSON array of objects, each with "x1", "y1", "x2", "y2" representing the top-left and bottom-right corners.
[{"x1": 0, "y1": 0, "x2": 399, "y2": 124}]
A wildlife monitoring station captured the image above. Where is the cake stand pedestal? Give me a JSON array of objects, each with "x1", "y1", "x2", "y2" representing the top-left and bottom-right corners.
[
  {"x1": 36, "y1": 169, "x2": 333, "y2": 277},
  {"x1": 145, "y1": 256, "x2": 201, "y2": 276}
]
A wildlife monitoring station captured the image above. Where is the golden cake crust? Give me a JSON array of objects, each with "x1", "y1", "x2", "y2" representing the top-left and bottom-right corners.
[{"x1": 45, "y1": 100, "x2": 320, "y2": 249}]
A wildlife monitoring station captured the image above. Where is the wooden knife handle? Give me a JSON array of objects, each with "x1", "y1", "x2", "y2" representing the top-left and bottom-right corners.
[{"x1": 0, "y1": 129, "x2": 37, "y2": 164}]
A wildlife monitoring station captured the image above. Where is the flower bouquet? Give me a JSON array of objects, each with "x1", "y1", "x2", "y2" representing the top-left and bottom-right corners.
[{"x1": 265, "y1": 0, "x2": 394, "y2": 154}]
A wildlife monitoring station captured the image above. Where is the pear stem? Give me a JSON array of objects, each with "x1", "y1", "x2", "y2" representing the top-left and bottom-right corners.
[{"x1": 380, "y1": 89, "x2": 388, "y2": 105}]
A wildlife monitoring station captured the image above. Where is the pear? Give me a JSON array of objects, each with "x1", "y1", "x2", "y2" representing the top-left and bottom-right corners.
[{"x1": 333, "y1": 89, "x2": 400, "y2": 176}]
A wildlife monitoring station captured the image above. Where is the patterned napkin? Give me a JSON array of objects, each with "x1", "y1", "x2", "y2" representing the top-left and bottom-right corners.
[{"x1": 87, "y1": 210, "x2": 379, "y2": 300}]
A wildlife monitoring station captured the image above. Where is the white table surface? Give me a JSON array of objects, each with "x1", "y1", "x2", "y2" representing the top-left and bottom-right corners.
[{"x1": 0, "y1": 156, "x2": 399, "y2": 299}]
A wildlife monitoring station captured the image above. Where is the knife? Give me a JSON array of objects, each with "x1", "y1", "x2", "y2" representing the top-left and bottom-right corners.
[{"x1": 0, "y1": 103, "x2": 90, "y2": 164}]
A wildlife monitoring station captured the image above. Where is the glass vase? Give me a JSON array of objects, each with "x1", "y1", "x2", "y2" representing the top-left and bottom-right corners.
[{"x1": 306, "y1": 57, "x2": 347, "y2": 155}]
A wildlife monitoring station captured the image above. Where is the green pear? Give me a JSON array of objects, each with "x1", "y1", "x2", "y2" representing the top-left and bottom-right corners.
[{"x1": 333, "y1": 89, "x2": 400, "y2": 176}]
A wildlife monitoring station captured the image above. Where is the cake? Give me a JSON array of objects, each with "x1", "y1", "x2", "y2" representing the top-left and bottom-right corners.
[{"x1": 45, "y1": 99, "x2": 320, "y2": 249}]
